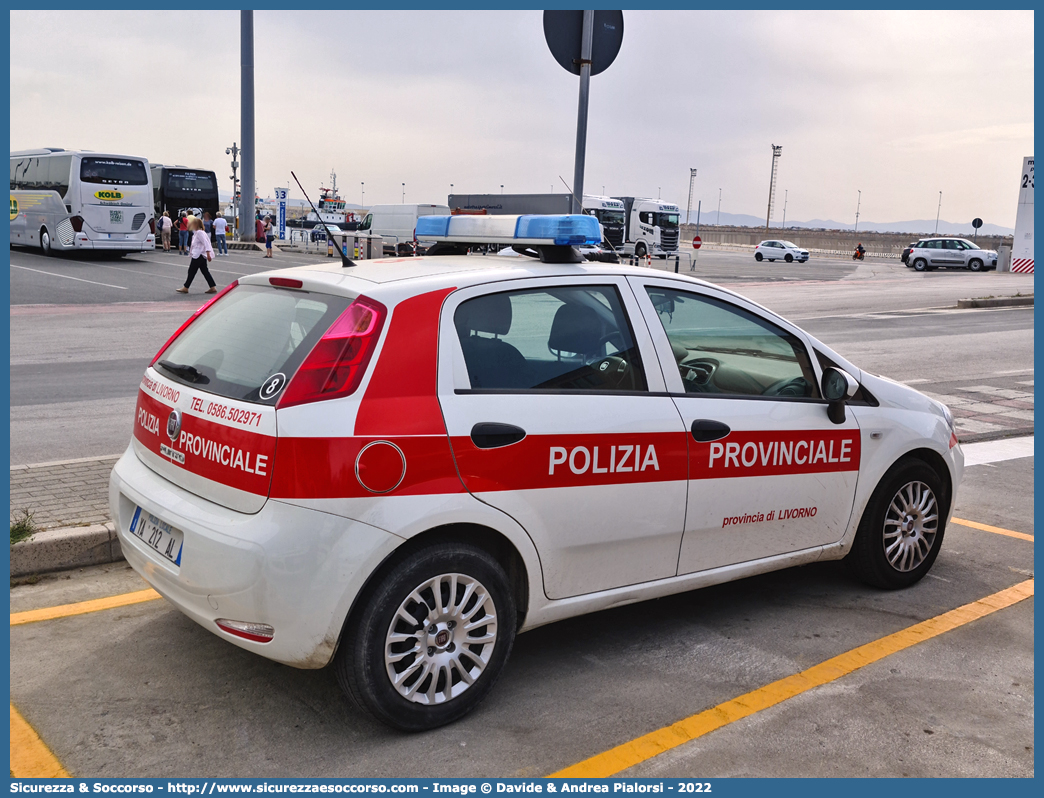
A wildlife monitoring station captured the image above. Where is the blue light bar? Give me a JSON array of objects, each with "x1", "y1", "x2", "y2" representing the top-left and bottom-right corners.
[
  {"x1": 415, "y1": 216, "x2": 451, "y2": 237},
  {"x1": 415, "y1": 214, "x2": 601, "y2": 246},
  {"x1": 515, "y1": 215, "x2": 601, "y2": 246}
]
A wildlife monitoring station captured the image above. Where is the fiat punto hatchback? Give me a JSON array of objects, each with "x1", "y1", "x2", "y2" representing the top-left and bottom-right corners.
[{"x1": 111, "y1": 214, "x2": 963, "y2": 731}]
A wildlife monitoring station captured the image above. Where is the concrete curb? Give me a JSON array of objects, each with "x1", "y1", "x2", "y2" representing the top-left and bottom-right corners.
[
  {"x1": 957, "y1": 296, "x2": 1033, "y2": 309},
  {"x1": 10, "y1": 522, "x2": 123, "y2": 578}
]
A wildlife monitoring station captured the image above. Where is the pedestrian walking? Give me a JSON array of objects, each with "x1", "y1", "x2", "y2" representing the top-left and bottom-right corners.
[
  {"x1": 213, "y1": 214, "x2": 228, "y2": 255},
  {"x1": 177, "y1": 212, "x2": 190, "y2": 255},
  {"x1": 264, "y1": 215, "x2": 276, "y2": 258},
  {"x1": 157, "y1": 211, "x2": 174, "y2": 252},
  {"x1": 175, "y1": 217, "x2": 217, "y2": 294}
]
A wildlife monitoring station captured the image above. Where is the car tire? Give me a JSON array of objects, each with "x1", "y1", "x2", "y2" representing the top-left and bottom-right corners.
[
  {"x1": 785, "y1": 253, "x2": 793, "y2": 263},
  {"x1": 635, "y1": 242, "x2": 647, "y2": 258},
  {"x1": 754, "y1": 252, "x2": 763, "y2": 262},
  {"x1": 40, "y1": 227, "x2": 52, "y2": 256},
  {"x1": 912, "y1": 258, "x2": 927, "y2": 272},
  {"x1": 846, "y1": 459, "x2": 947, "y2": 590},
  {"x1": 969, "y1": 258, "x2": 983, "y2": 272},
  {"x1": 335, "y1": 541, "x2": 516, "y2": 731}
]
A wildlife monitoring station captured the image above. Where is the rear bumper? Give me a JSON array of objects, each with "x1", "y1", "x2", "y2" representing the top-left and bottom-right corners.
[
  {"x1": 109, "y1": 446, "x2": 403, "y2": 668},
  {"x1": 75, "y1": 234, "x2": 155, "y2": 251}
]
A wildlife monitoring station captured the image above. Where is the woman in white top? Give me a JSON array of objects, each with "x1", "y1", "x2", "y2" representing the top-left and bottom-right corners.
[{"x1": 176, "y1": 217, "x2": 217, "y2": 294}]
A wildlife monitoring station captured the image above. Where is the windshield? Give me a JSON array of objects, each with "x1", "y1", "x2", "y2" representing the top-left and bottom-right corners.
[
  {"x1": 155, "y1": 285, "x2": 353, "y2": 404},
  {"x1": 596, "y1": 209, "x2": 625, "y2": 226},
  {"x1": 80, "y1": 157, "x2": 148, "y2": 186},
  {"x1": 781, "y1": 241, "x2": 800, "y2": 248},
  {"x1": 167, "y1": 170, "x2": 216, "y2": 193},
  {"x1": 653, "y1": 213, "x2": 679, "y2": 228},
  {"x1": 958, "y1": 239, "x2": 980, "y2": 250}
]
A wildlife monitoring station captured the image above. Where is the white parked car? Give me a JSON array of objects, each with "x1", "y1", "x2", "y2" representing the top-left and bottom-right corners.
[
  {"x1": 111, "y1": 213, "x2": 963, "y2": 731},
  {"x1": 755, "y1": 240, "x2": 809, "y2": 263},
  {"x1": 907, "y1": 238, "x2": 998, "y2": 272}
]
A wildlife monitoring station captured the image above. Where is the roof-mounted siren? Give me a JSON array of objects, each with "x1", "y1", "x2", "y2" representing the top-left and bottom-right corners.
[{"x1": 417, "y1": 214, "x2": 601, "y2": 263}]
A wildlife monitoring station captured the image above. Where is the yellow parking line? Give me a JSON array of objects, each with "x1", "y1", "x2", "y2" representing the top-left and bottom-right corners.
[
  {"x1": 550, "y1": 578, "x2": 1034, "y2": 778},
  {"x1": 10, "y1": 589, "x2": 162, "y2": 626},
  {"x1": 10, "y1": 704, "x2": 70, "y2": 778},
  {"x1": 951, "y1": 517, "x2": 1033, "y2": 542}
]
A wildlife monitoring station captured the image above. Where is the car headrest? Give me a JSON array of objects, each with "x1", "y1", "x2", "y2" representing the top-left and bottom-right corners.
[
  {"x1": 548, "y1": 303, "x2": 603, "y2": 356},
  {"x1": 455, "y1": 293, "x2": 512, "y2": 336}
]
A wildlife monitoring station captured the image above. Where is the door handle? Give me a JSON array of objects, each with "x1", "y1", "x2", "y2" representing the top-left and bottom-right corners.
[
  {"x1": 471, "y1": 423, "x2": 527, "y2": 449},
  {"x1": 691, "y1": 419, "x2": 731, "y2": 442}
]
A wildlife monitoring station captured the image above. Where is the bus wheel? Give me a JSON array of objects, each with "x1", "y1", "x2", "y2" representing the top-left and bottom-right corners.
[{"x1": 40, "y1": 228, "x2": 52, "y2": 256}]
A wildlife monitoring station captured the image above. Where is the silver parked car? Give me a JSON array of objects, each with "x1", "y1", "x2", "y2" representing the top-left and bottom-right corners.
[{"x1": 907, "y1": 238, "x2": 998, "y2": 272}]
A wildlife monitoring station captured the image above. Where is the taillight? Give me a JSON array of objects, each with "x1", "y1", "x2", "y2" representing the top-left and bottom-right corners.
[
  {"x1": 277, "y1": 295, "x2": 387, "y2": 409},
  {"x1": 269, "y1": 277, "x2": 303, "y2": 289},
  {"x1": 150, "y1": 281, "x2": 239, "y2": 366},
  {"x1": 149, "y1": 217, "x2": 156, "y2": 234},
  {"x1": 69, "y1": 216, "x2": 84, "y2": 233}
]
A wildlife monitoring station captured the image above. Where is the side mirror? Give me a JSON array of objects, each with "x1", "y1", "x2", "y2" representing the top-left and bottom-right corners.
[{"x1": 822, "y1": 367, "x2": 858, "y2": 424}]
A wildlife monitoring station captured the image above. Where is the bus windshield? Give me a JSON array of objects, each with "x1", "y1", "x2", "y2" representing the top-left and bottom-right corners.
[
  {"x1": 81, "y1": 158, "x2": 148, "y2": 186},
  {"x1": 167, "y1": 171, "x2": 216, "y2": 193}
]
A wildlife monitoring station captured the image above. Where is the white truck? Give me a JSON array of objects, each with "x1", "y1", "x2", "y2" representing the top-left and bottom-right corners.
[
  {"x1": 613, "y1": 197, "x2": 681, "y2": 258},
  {"x1": 359, "y1": 203, "x2": 451, "y2": 255}
]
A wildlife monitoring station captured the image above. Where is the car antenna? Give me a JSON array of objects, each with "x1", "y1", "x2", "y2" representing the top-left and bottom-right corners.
[{"x1": 291, "y1": 170, "x2": 355, "y2": 268}]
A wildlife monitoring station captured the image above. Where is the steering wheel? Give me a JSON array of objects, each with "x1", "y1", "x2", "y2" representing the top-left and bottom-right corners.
[
  {"x1": 593, "y1": 355, "x2": 635, "y2": 390},
  {"x1": 763, "y1": 376, "x2": 811, "y2": 397},
  {"x1": 680, "y1": 358, "x2": 716, "y2": 392}
]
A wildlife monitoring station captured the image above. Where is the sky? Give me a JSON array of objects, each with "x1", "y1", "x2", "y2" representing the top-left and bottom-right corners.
[{"x1": 9, "y1": 9, "x2": 1035, "y2": 228}]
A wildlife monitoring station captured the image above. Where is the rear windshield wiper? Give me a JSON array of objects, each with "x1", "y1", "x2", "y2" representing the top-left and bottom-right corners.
[{"x1": 158, "y1": 360, "x2": 210, "y2": 384}]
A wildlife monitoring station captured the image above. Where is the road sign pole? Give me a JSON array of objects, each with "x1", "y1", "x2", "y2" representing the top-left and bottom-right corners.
[{"x1": 571, "y1": 10, "x2": 595, "y2": 215}]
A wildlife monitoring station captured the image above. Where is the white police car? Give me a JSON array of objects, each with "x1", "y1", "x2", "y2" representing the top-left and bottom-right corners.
[{"x1": 111, "y1": 214, "x2": 963, "y2": 731}]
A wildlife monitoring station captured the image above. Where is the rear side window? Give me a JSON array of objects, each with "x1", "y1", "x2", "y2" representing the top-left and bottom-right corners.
[
  {"x1": 155, "y1": 285, "x2": 353, "y2": 404},
  {"x1": 80, "y1": 157, "x2": 149, "y2": 186},
  {"x1": 454, "y1": 285, "x2": 647, "y2": 392}
]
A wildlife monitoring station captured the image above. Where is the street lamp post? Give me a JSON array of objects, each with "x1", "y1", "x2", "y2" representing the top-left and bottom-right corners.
[
  {"x1": 501, "y1": 184, "x2": 504, "y2": 194},
  {"x1": 686, "y1": 168, "x2": 697, "y2": 225},
  {"x1": 361, "y1": 182, "x2": 364, "y2": 208},
  {"x1": 781, "y1": 190, "x2": 788, "y2": 229},
  {"x1": 226, "y1": 142, "x2": 239, "y2": 239},
  {"x1": 402, "y1": 183, "x2": 405, "y2": 204},
  {"x1": 717, "y1": 189, "x2": 722, "y2": 226},
  {"x1": 935, "y1": 191, "x2": 942, "y2": 234},
  {"x1": 854, "y1": 190, "x2": 861, "y2": 233}
]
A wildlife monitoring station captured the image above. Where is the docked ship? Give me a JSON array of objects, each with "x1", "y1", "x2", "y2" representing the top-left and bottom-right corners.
[{"x1": 306, "y1": 169, "x2": 354, "y2": 225}]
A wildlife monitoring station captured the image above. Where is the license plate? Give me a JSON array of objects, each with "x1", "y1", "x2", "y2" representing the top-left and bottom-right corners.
[
  {"x1": 110, "y1": 209, "x2": 123, "y2": 224},
  {"x1": 129, "y1": 507, "x2": 183, "y2": 567}
]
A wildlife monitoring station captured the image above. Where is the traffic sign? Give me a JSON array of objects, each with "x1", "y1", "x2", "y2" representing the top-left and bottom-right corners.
[
  {"x1": 543, "y1": 11, "x2": 624, "y2": 76},
  {"x1": 693, "y1": 236, "x2": 702, "y2": 250},
  {"x1": 971, "y1": 218, "x2": 983, "y2": 229}
]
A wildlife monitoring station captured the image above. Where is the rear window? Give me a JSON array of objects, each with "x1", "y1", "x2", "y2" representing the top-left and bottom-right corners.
[
  {"x1": 155, "y1": 285, "x2": 353, "y2": 404},
  {"x1": 80, "y1": 157, "x2": 149, "y2": 186}
]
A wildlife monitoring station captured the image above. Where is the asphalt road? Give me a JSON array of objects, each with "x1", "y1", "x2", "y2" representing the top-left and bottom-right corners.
[
  {"x1": 8, "y1": 243, "x2": 1035, "y2": 777},
  {"x1": 9, "y1": 245, "x2": 1034, "y2": 464},
  {"x1": 9, "y1": 444, "x2": 1034, "y2": 777}
]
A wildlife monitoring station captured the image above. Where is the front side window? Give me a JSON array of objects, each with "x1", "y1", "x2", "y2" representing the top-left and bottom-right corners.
[
  {"x1": 455, "y1": 285, "x2": 647, "y2": 392},
  {"x1": 645, "y1": 287, "x2": 820, "y2": 399},
  {"x1": 80, "y1": 157, "x2": 148, "y2": 186},
  {"x1": 639, "y1": 211, "x2": 653, "y2": 225}
]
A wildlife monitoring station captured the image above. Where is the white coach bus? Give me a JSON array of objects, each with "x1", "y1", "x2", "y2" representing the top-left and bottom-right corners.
[{"x1": 10, "y1": 148, "x2": 156, "y2": 254}]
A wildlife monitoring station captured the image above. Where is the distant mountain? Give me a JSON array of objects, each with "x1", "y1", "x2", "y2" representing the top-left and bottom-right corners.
[{"x1": 686, "y1": 210, "x2": 1013, "y2": 237}]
